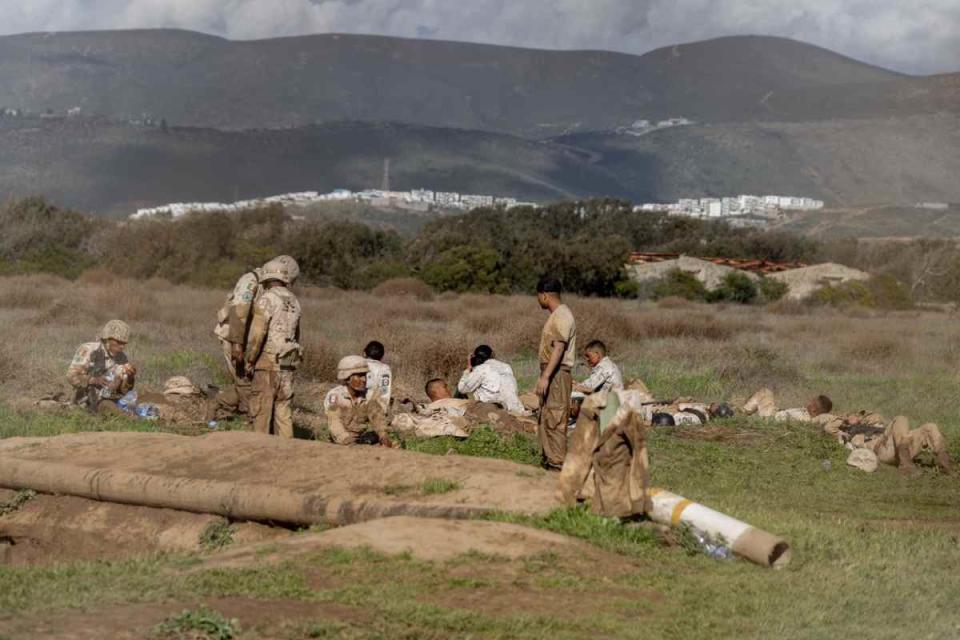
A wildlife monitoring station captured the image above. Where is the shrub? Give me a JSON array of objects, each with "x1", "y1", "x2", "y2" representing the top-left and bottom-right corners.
[
  {"x1": 758, "y1": 277, "x2": 790, "y2": 303},
  {"x1": 810, "y1": 275, "x2": 913, "y2": 311},
  {"x1": 371, "y1": 277, "x2": 435, "y2": 300},
  {"x1": 652, "y1": 270, "x2": 708, "y2": 301},
  {"x1": 707, "y1": 272, "x2": 758, "y2": 305}
]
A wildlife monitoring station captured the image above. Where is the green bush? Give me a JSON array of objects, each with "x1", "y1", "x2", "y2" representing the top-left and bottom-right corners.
[
  {"x1": 758, "y1": 277, "x2": 789, "y2": 303},
  {"x1": 652, "y1": 270, "x2": 708, "y2": 301},
  {"x1": 706, "y1": 272, "x2": 758, "y2": 304},
  {"x1": 810, "y1": 275, "x2": 913, "y2": 310}
]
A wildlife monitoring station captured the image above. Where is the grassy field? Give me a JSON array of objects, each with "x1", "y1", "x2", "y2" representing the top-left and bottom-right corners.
[{"x1": 1, "y1": 274, "x2": 959, "y2": 638}]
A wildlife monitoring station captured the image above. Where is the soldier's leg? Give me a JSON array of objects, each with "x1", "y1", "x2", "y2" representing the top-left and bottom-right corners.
[
  {"x1": 742, "y1": 388, "x2": 776, "y2": 417},
  {"x1": 538, "y1": 369, "x2": 572, "y2": 469},
  {"x1": 274, "y1": 371, "x2": 295, "y2": 439},
  {"x1": 250, "y1": 370, "x2": 277, "y2": 435},
  {"x1": 557, "y1": 410, "x2": 600, "y2": 505},
  {"x1": 591, "y1": 428, "x2": 633, "y2": 517},
  {"x1": 908, "y1": 423, "x2": 952, "y2": 472}
]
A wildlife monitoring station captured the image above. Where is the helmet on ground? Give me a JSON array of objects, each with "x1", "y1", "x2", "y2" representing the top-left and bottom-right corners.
[
  {"x1": 337, "y1": 355, "x2": 369, "y2": 382},
  {"x1": 710, "y1": 403, "x2": 735, "y2": 419},
  {"x1": 261, "y1": 255, "x2": 300, "y2": 284},
  {"x1": 100, "y1": 319, "x2": 131, "y2": 343},
  {"x1": 846, "y1": 448, "x2": 878, "y2": 473},
  {"x1": 651, "y1": 412, "x2": 676, "y2": 427}
]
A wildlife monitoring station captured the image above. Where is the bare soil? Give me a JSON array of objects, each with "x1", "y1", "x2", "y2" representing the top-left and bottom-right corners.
[
  {"x1": 0, "y1": 490, "x2": 287, "y2": 565},
  {"x1": 0, "y1": 431, "x2": 560, "y2": 521}
]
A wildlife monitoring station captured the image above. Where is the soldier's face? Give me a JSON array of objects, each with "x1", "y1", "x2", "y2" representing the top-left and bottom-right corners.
[
  {"x1": 105, "y1": 339, "x2": 126, "y2": 357},
  {"x1": 348, "y1": 373, "x2": 367, "y2": 394},
  {"x1": 584, "y1": 350, "x2": 602, "y2": 367}
]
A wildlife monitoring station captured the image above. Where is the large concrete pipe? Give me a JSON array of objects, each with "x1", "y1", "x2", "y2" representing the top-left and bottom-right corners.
[
  {"x1": 0, "y1": 458, "x2": 492, "y2": 526},
  {"x1": 648, "y1": 488, "x2": 791, "y2": 568}
]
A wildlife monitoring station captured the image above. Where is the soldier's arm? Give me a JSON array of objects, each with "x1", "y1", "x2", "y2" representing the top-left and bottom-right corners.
[
  {"x1": 244, "y1": 298, "x2": 272, "y2": 369},
  {"x1": 457, "y1": 368, "x2": 484, "y2": 395},
  {"x1": 536, "y1": 341, "x2": 567, "y2": 396},
  {"x1": 225, "y1": 302, "x2": 253, "y2": 344},
  {"x1": 66, "y1": 346, "x2": 94, "y2": 389},
  {"x1": 575, "y1": 368, "x2": 605, "y2": 394}
]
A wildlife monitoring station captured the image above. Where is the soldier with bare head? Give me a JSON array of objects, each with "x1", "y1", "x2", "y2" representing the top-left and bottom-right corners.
[
  {"x1": 363, "y1": 340, "x2": 392, "y2": 411},
  {"x1": 535, "y1": 275, "x2": 577, "y2": 470},
  {"x1": 66, "y1": 320, "x2": 137, "y2": 413},
  {"x1": 243, "y1": 256, "x2": 302, "y2": 438}
]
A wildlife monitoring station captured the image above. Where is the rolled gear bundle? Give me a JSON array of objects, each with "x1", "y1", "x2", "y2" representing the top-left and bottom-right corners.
[
  {"x1": 647, "y1": 488, "x2": 791, "y2": 568},
  {"x1": 163, "y1": 376, "x2": 202, "y2": 397}
]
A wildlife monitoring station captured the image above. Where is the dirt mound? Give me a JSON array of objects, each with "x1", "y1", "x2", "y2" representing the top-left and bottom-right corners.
[
  {"x1": 203, "y1": 516, "x2": 577, "y2": 569},
  {"x1": 0, "y1": 490, "x2": 286, "y2": 565},
  {"x1": 0, "y1": 431, "x2": 559, "y2": 525}
]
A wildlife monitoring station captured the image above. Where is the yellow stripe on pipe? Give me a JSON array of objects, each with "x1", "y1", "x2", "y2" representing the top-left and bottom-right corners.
[
  {"x1": 648, "y1": 488, "x2": 665, "y2": 497},
  {"x1": 671, "y1": 499, "x2": 693, "y2": 526}
]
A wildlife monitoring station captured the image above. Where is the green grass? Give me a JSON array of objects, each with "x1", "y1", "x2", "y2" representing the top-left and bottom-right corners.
[
  {"x1": 402, "y1": 425, "x2": 540, "y2": 465},
  {"x1": 0, "y1": 405, "x2": 155, "y2": 440},
  {"x1": 199, "y1": 521, "x2": 236, "y2": 552},
  {"x1": 0, "y1": 489, "x2": 36, "y2": 516},
  {"x1": 420, "y1": 478, "x2": 462, "y2": 495},
  {"x1": 152, "y1": 606, "x2": 239, "y2": 640}
]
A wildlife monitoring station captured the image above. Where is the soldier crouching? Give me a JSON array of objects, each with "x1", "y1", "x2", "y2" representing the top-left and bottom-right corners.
[
  {"x1": 66, "y1": 320, "x2": 137, "y2": 414},
  {"x1": 324, "y1": 356, "x2": 393, "y2": 447}
]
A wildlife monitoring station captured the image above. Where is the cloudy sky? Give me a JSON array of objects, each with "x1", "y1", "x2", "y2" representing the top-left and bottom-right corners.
[{"x1": 2, "y1": 0, "x2": 958, "y2": 74}]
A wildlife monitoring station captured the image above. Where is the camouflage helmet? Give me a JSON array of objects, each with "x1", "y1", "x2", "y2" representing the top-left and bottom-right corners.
[
  {"x1": 261, "y1": 255, "x2": 300, "y2": 284},
  {"x1": 337, "y1": 355, "x2": 369, "y2": 382},
  {"x1": 99, "y1": 319, "x2": 131, "y2": 343}
]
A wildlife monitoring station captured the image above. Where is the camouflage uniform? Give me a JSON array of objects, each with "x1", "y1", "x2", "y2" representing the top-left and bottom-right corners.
[
  {"x1": 66, "y1": 342, "x2": 135, "y2": 408},
  {"x1": 324, "y1": 385, "x2": 388, "y2": 445},
  {"x1": 457, "y1": 358, "x2": 526, "y2": 415},
  {"x1": 245, "y1": 281, "x2": 302, "y2": 438},
  {"x1": 577, "y1": 356, "x2": 624, "y2": 394},
  {"x1": 823, "y1": 413, "x2": 951, "y2": 471},
  {"x1": 365, "y1": 359, "x2": 393, "y2": 410},
  {"x1": 212, "y1": 269, "x2": 262, "y2": 417}
]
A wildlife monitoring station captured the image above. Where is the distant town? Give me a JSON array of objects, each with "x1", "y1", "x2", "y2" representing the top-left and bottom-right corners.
[{"x1": 131, "y1": 188, "x2": 829, "y2": 223}]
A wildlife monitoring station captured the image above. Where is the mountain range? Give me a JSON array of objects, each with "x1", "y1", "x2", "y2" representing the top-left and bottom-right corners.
[{"x1": 0, "y1": 29, "x2": 957, "y2": 215}]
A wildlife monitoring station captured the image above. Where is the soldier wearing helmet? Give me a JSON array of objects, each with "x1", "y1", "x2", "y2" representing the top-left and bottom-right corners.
[
  {"x1": 66, "y1": 320, "x2": 137, "y2": 412},
  {"x1": 242, "y1": 256, "x2": 303, "y2": 437},
  {"x1": 211, "y1": 255, "x2": 299, "y2": 421},
  {"x1": 324, "y1": 355, "x2": 392, "y2": 446}
]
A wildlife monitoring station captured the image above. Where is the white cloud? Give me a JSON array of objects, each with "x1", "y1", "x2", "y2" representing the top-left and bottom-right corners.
[{"x1": 1, "y1": 0, "x2": 957, "y2": 74}]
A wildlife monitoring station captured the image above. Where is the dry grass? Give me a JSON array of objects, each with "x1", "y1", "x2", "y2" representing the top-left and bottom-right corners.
[{"x1": 1, "y1": 273, "x2": 959, "y2": 433}]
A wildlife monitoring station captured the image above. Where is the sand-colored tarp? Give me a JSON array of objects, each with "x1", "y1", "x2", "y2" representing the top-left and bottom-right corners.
[{"x1": 0, "y1": 432, "x2": 558, "y2": 525}]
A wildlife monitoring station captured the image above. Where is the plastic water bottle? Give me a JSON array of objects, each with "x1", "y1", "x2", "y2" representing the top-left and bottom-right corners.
[
  {"x1": 695, "y1": 531, "x2": 732, "y2": 561},
  {"x1": 116, "y1": 390, "x2": 138, "y2": 413},
  {"x1": 207, "y1": 421, "x2": 219, "y2": 430},
  {"x1": 99, "y1": 371, "x2": 116, "y2": 399},
  {"x1": 136, "y1": 404, "x2": 159, "y2": 420}
]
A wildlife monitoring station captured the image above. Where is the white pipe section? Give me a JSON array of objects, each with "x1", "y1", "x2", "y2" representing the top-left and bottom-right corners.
[{"x1": 648, "y1": 488, "x2": 791, "y2": 568}]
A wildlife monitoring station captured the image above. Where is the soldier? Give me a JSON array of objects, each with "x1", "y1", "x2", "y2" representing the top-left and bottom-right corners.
[
  {"x1": 456, "y1": 345, "x2": 527, "y2": 415},
  {"x1": 535, "y1": 276, "x2": 577, "y2": 470},
  {"x1": 324, "y1": 356, "x2": 393, "y2": 446},
  {"x1": 211, "y1": 256, "x2": 298, "y2": 420},
  {"x1": 743, "y1": 389, "x2": 951, "y2": 474},
  {"x1": 243, "y1": 256, "x2": 302, "y2": 438},
  {"x1": 363, "y1": 340, "x2": 392, "y2": 411},
  {"x1": 66, "y1": 320, "x2": 137, "y2": 413},
  {"x1": 573, "y1": 340, "x2": 624, "y2": 395}
]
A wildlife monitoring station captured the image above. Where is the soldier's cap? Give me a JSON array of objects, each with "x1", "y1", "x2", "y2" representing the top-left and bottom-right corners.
[
  {"x1": 99, "y1": 319, "x2": 131, "y2": 343},
  {"x1": 337, "y1": 355, "x2": 369, "y2": 382},
  {"x1": 651, "y1": 412, "x2": 676, "y2": 427}
]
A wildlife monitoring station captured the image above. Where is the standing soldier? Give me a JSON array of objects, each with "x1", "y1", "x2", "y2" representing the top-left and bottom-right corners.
[
  {"x1": 243, "y1": 256, "x2": 302, "y2": 438},
  {"x1": 212, "y1": 262, "x2": 264, "y2": 419},
  {"x1": 535, "y1": 276, "x2": 577, "y2": 470},
  {"x1": 67, "y1": 320, "x2": 137, "y2": 413}
]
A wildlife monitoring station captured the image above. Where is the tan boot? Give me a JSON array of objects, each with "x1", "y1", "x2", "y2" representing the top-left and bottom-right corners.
[
  {"x1": 897, "y1": 445, "x2": 919, "y2": 477},
  {"x1": 936, "y1": 451, "x2": 953, "y2": 475}
]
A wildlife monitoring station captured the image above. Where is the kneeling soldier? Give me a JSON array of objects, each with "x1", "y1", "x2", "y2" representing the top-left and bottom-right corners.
[
  {"x1": 325, "y1": 356, "x2": 393, "y2": 446},
  {"x1": 67, "y1": 320, "x2": 137, "y2": 413}
]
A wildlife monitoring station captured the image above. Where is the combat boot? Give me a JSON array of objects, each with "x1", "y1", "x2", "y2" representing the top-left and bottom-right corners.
[
  {"x1": 897, "y1": 445, "x2": 919, "y2": 477},
  {"x1": 935, "y1": 450, "x2": 953, "y2": 475}
]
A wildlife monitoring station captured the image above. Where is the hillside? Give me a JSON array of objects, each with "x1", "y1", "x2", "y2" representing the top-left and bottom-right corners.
[
  {"x1": 775, "y1": 204, "x2": 960, "y2": 238},
  {"x1": 559, "y1": 112, "x2": 960, "y2": 206},
  {"x1": 0, "y1": 30, "x2": 941, "y2": 136},
  {"x1": 0, "y1": 117, "x2": 629, "y2": 215}
]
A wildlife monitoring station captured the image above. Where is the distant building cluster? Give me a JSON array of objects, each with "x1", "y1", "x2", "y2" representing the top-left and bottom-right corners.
[
  {"x1": 130, "y1": 188, "x2": 534, "y2": 219},
  {"x1": 634, "y1": 194, "x2": 824, "y2": 225}
]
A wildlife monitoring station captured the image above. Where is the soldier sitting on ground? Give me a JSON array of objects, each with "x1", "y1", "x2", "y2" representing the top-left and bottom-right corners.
[
  {"x1": 364, "y1": 340, "x2": 392, "y2": 412},
  {"x1": 324, "y1": 356, "x2": 393, "y2": 446},
  {"x1": 66, "y1": 320, "x2": 137, "y2": 414},
  {"x1": 573, "y1": 340, "x2": 624, "y2": 395},
  {"x1": 741, "y1": 388, "x2": 951, "y2": 474},
  {"x1": 456, "y1": 345, "x2": 527, "y2": 416}
]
